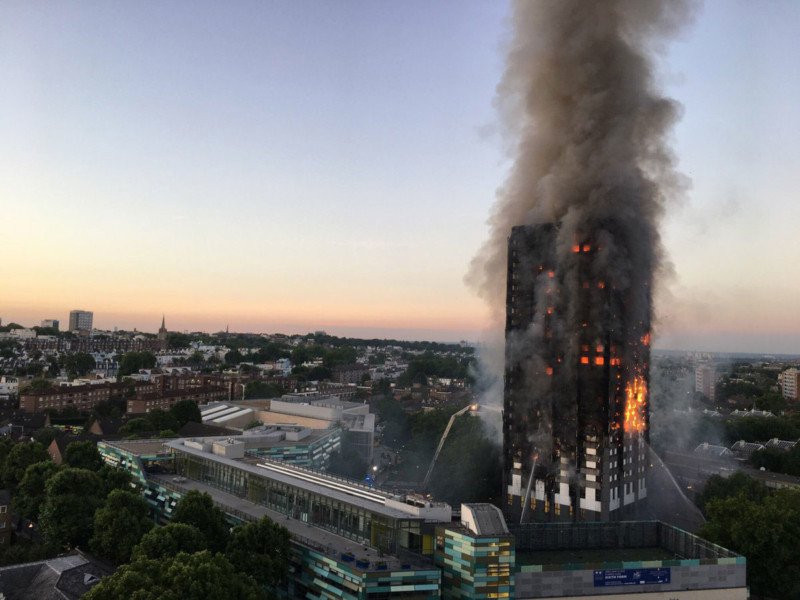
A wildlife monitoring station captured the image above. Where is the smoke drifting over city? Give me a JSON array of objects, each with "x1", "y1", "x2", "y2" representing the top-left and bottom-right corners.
[{"x1": 469, "y1": 0, "x2": 695, "y2": 429}]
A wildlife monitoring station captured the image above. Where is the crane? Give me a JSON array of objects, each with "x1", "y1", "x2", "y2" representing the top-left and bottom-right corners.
[{"x1": 421, "y1": 403, "x2": 476, "y2": 489}]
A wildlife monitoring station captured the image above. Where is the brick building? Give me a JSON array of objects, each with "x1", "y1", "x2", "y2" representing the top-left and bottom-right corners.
[{"x1": 127, "y1": 386, "x2": 227, "y2": 414}]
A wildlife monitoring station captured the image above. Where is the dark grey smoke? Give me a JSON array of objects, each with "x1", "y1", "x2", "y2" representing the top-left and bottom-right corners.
[
  {"x1": 467, "y1": 1, "x2": 698, "y2": 523},
  {"x1": 468, "y1": 0, "x2": 694, "y2": 320},
  {"x1": 469, "y1": 0, "x2": 695, "y2": 424}
]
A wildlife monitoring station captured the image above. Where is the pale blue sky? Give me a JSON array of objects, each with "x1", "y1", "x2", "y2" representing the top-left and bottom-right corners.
[{"x1": 1, "y1": 1, "x2": 798, "y2": 352}]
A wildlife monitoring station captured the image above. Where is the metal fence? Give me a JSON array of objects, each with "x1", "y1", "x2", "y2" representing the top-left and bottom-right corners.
[{"x1": 509, "y1": 520, "x2": 739, "y2": 560}]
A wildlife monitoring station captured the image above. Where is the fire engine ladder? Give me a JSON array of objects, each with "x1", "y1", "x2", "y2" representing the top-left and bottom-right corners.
[{"x1": 422, "y1": 404, "x2": 472, "y2": 489}]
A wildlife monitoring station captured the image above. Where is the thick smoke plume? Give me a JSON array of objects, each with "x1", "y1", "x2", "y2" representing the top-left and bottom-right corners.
[{"x1": 469, "y1": 0, "x2": 695, "y2": 426}]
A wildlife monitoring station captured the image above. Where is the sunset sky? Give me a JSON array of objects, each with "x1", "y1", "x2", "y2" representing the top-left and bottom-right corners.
[{"x1": 1, "y1": 1, "x2": 799, "y2": 353}]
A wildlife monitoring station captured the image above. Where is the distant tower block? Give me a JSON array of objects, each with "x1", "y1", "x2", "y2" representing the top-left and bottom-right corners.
[
  {"x1": 503, "y1": 224, "x2": 650, "y2": 524},
  {"x1": 68, "y1": 310, "x2": 93, "y2": 332}
]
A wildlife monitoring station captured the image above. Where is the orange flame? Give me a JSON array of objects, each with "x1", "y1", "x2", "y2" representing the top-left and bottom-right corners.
[{"x1": 623, "y1": 376, "x2": 647, "y2": 433}]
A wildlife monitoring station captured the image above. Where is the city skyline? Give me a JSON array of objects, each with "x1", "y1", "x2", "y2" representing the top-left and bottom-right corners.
[{"x1": 2, "y1": 1, "x2": 800, "y2": 353}]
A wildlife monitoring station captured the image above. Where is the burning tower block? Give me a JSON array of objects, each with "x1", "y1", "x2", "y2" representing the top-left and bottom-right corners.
[{"x1": 503, "y1": 224, "x2": 650, "y2": 523}]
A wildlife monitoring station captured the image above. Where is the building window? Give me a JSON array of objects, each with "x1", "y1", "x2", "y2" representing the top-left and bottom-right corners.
[{"x1": 0, "y1": 506, "x2": 7, "y2": 514}]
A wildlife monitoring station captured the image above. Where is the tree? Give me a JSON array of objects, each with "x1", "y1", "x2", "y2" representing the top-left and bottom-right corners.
[
  {"x1": 39, "y1": 468, "x2": 105, "y2": 548},
  {"x1": 90, "y1": 490, "x2": 153, "y2": 564},
  {"x1": 132, "y1": 523, "x2": 207, "y2": 561},
  {"x1": 700, "y1": 489, "x2": 800, "y2": 599},
  {"x1": 98, "y1": 465, "x2": 133, "y2": 497},
  {"x1": 226, "y1": 516, "x2": 291, "y2": 589},
  {"x1": 64, "y1": 441, "x2": 104, "y2": 471},
  {"x1": 33, "y1": 427, "x2": 61, "y2": 447},
  {"x1": 146, "y1": 409, "x2": 179, "y2": 432},
  {"x1": 724, "y1": 416, "x2": 800, "y2": 444},
  {"x1": 224, "y1": 349, "x2": 245, "y2": 365},
  {"x1": 117, "y1": 351, "x2": 157, "y2": 377},
  {"x1": 428, "y1": 416, "x2": 501, "y2": 505},
  {"x1": 2, "y1": 442, "x2": 50, "y2": 489},
  {"x1": 307, "y1": 365, "x2": 332, "y2": 381},
  {"x1": 170, "y1": 400, "x2": 201, "y2": 427},
  {"x1": 62, "y1": 352, "x2": 96, "y2": 378},
  {"x1": 83, "y1": 551, "x2": 261, "y2": 600},
  {"x1": 751, "y1": 444, "x2": 800, "y2": 477},
  {"x1": 184, "y1": 351, "x2": 206, "y2": 367},
  {"x1": 14, "y1": 461, "x2": 60, "y2": 521},
  {"x1": 695, "y1": 472, "x2": 769, "y2": 513},
  {"x1": 243, "y1": 381, "x2": 284, "y2": 400},
  {"x1": 171, "y1": 491, "x2": 230, "y2": 552},
  {"x1": 118, "y1": 418, "x2": 152, "y2": 436},
  {"x1": 166, "y1": 332, "x2": 192, "y2": 349},
  {"x1": 322, "y1": 346, "x2": 357, "y2": 369}
]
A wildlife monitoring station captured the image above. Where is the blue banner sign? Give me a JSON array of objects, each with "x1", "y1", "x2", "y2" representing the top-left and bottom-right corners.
[{"x1": 593, "y1": 567, "x2": 671, "y2": 587}]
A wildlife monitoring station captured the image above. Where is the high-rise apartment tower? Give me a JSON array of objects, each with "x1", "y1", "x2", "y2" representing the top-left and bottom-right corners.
[
  {"x1": 503, "y1": 224, "x2": 650, "y2": 523},
  {"x1": 68, "y1": 310, "x2": 93, "y2": 332}
]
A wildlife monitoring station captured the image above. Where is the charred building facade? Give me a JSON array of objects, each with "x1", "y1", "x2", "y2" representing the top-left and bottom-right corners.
[{"x1": 503, "y1": 224, "x2": 650, "y2": 523}]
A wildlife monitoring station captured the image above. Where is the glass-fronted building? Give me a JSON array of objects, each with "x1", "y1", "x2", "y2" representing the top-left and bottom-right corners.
[
  {"x1": 245, "y1": 427, "x2": 341, "y2": 469},
  {"x1": 167, "y1": 438, "x2": 449, "y2": 555}
]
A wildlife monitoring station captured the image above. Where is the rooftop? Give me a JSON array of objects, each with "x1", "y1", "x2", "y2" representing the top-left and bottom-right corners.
[
  {"x1": 149, "y1": 474, "x2": 433, "y2": 573},
  {"x1": 461, "y1": 503, "x2": 509, "y2": 536},
  {"x1": 100, "y1": 439, "x2": 172, "y2": 457},
  {"x1": 164, "y1": 438, "x2": 449, "y2": 521}
]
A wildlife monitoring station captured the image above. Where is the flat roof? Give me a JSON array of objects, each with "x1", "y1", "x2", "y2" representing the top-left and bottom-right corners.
[
  {"x1": 148, "y1": 474, "x2": 434, "y2": 572},
  {"x1": 242, "y1": 428, "x2": 337, "y2": 449},
  {"x1": 164, "y1": 439, "x2": 418, "y2": 521},
  {"x1": 100, "y1": 439, "x2": 172, "y2": 456}
]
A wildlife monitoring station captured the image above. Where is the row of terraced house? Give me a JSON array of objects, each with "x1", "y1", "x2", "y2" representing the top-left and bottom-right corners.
[{"x1": 18, "y1": 374, "x2": 230, "y2": 414}]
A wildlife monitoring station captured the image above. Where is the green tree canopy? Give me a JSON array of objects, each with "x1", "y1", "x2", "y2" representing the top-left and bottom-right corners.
[
  {"x1": 40, "y1": 468, "x2": 105, "y2": 548},
  {"x1": 724, "y1": 416, "x2": 800, "y2": 444},
  {"x1": 244, "y1": 381, "x2": 285, "y2": 400},
  {"x1": 224, "y1": 349, "x2": 245, "y2": 365},
  {"x1": 90, "y1": 490, "x2": 154, "y2": 564},
  {"x1": 83, "y1": 551, "x2": 261, "y2": 600},
  {"x1": 751, "y1": 444, "x2": 800, "y2": 477},
  {"x1": 396, "y1": 352, "x2": 472, "y2": 387},
  {"x1": 117, "y1": 351, "x2": 157, "y2": 377},
  {"x1": 145, "y1": 409, "x2": 179, "y2": 432},
  {"x1": 14, "y1": 461, "x2": 60, "y2": 521},
  {"x1": 64, "y1": 440, "x2": 104, "y2": 471},
  {"x1": 428, "y1": 416, "x2": 501, "y2": 505},
  {"x1": 166, "y1": 332, "x2": 192, "y2": 349},
  {"x1": 700, "y1": 488, "x2": 800, "y2": 599},
  {"x1": 695, "y1": 472, "x2": 769, "y2": 513},
  {"x1": 62, "y1": 353, "x2": 96, "y2": 378},
  {"x1": 322, "y1": 346, "x2": 357, "y2": 369},
  {"x1": 170, "y1": 400, "x2": 201, "y2": 427},
  {"x1": 2, "y1": 441, "x2": 50, "y2": 489},
  {"x1": 226, "y1": 516, "x2": 291, "y2": 588},
  {"x1": 132, "y1": 523, "x2": 207, "y2": 561},
  {"x1": 118, "y1": 418, "x2": 152, "y2": 436},
  {"x1": 171, "y1": 490, "x2": 230, "y2": 552},
  {"x1": 33, "y1": 427, "x2": 60, "y2": 447},
  {"x1": 98, "y1": 465, "x2": 133, "y2": 497}
]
